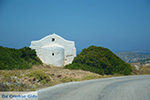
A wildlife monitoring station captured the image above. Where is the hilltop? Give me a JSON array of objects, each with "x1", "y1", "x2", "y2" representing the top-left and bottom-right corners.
[
  {"x1": 0, "y1": 46, "x2": 114, "y2": 91},
  {"x1": 0, "y1": 45, "x2": 150, "y2": 91}
]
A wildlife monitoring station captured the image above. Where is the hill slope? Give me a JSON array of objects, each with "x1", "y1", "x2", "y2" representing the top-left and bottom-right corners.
[
  {"x1": 116, "y1": 52, "x2": 150, "y2": 63},
  {"x1": 66, "y1": 46, "x2": 131, "y2": 75},
  {"x1": 0, "y1": 46, "x2": 42, "y2": 70}
]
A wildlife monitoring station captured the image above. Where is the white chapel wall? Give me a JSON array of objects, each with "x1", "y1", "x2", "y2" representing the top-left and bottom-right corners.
[{"x1": 30, "y1": 33, "x2": 76, "y2": 67}]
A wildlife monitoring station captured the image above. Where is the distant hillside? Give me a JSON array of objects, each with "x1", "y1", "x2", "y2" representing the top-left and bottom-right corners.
[
  {"x1": 66, "y1": 46, "x2": 131, "y2": 75},
  {"x1": 116, "y1": 52, "x2": 150, "y2": 63},
  {"x1": 0, "y1": 46, "x2": 42, "y2": 70}
]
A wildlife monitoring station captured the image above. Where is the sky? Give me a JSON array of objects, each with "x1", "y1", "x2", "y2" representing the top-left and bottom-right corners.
[{"x1": 0, "y1": 0, "x2": 150, "y2": 52}]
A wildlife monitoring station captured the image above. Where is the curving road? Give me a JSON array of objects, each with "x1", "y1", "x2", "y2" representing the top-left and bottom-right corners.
[{"x1": 38, "y1": 75, "x2": 150, "y2": 100}]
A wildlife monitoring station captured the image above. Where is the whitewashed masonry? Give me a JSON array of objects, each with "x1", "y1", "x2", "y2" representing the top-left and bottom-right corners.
[{"x1": 30, "y1": 33, "x2": 76, "y2": 67}]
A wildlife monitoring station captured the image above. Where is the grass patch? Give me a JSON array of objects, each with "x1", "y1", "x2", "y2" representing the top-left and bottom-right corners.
[
  {"x1": 27, "y1": 70, "x2": 51, "y2": 84},
  {"x1": 82, "y1": 73, "x2": 102, "y2": 80}
]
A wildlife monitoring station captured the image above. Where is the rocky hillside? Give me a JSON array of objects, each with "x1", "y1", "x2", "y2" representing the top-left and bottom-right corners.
[{"x1": 116, "y1": 52, "x2": 150, "y2": 63}]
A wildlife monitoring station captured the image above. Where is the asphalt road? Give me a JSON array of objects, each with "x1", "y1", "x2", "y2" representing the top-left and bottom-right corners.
[{"x1": 38, "y1": 75, "x2": 150, "y2": 100}]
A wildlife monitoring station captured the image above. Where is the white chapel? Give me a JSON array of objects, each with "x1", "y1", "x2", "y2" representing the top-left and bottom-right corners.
[{"x1": 30, "y1": 33, "x2": 76, "y2": 67}]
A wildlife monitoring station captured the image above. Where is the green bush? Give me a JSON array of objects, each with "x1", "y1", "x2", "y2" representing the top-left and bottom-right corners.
[
  {"x1": 66, "y1": 46, "x2": 131, "y2": 75},
  {"x1": 0, "y1": 46, "x2": 42, "y2": 70}
]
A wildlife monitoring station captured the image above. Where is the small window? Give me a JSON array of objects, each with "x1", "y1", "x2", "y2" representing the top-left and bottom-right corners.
[
  {"x1": 52, "y1": 38, "x2": 55, "y2": 42},
  {"x1": 52, "y1": 53, "x2": 54, "y2": 56}
]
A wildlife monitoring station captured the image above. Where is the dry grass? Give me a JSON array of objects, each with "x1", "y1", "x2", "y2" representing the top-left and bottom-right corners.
[
  {"x1": 2, "y1": 64, "x2": 149, "y2": 91},
  {"x1": 131, "y1": 64, "x2": 150, "y2": 75},
  {"x1": 2, "y1": 64, "x2": 147, "y2": 91},
  {"x1": 0, "y1": 65, "x2": 114, "y2": 91}
]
